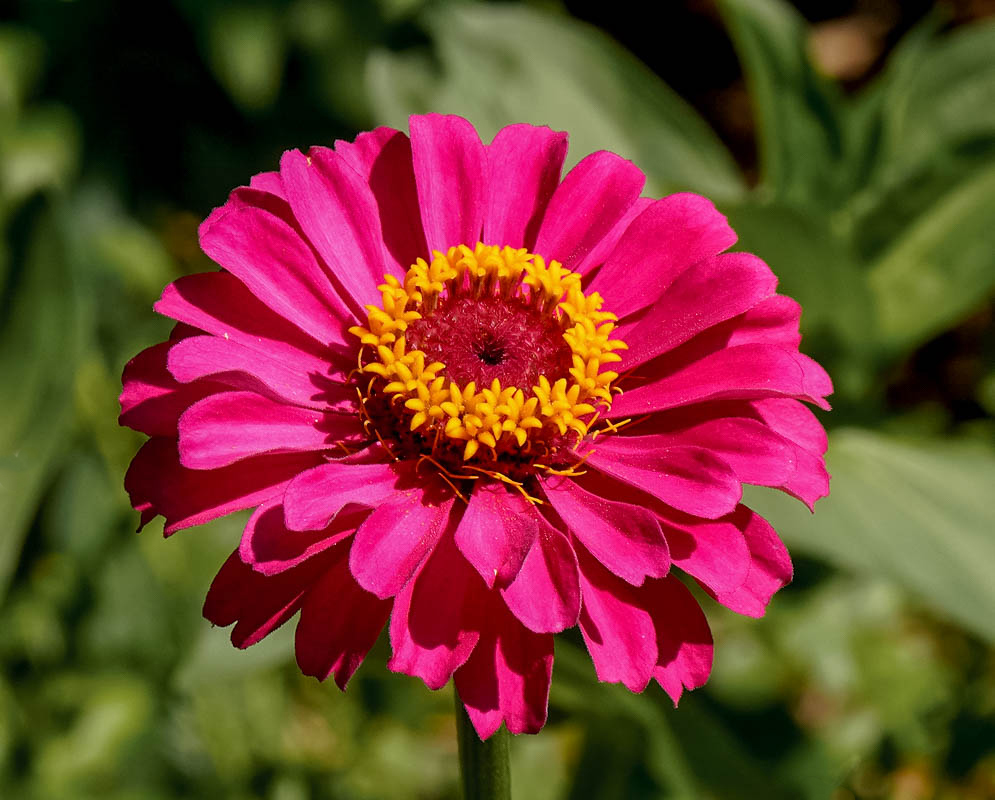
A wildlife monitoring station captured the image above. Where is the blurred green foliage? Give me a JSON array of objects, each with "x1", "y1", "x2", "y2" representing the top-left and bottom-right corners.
[{"x1": 2, "y1": 0, "x2": 994, "y2": 798}]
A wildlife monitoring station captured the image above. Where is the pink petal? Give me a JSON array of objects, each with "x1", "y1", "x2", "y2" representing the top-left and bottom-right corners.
[
  {"x1": 282, "y1": 457, "x2": 411, "y2": 532},
  {"x1": 648, "y1": 418, "x2": 796, "y2": 487},
  {"x1": 199, "y1": 203, "x2": 354, "y2": 345},
  {"x1": 619, "y1": 252, "x2": 778, "y2": 368},
  {"x1": 204, "y1": 547, "x2": 334, "y2": 649},
  {"x1": 454, "y1": 482, "x2": 539, "y2": 589},
  {"x1": 483, "y1": 124, "x2": 567, "y2": 249},
  {"x1": 202, "y1": 551, "x2": 246, "y2": 627},
  {"x1": 641, "y1": 575, "x2": 713, "y2": 704},
  {"x1": 751, "y1": 397, "x2": 828, "y2": 455},
  {"x1": 239, "y1": 500, "x2": 361, "y2": 576},
  {"x1": 726, "y1": 295, "x2": 803, "y2": 348},
  {"x1": 541, "y1": 476, "x2": 670, "y2": 586},
  {"x1": 349, "y1": 490, "x2": 455, "y2": 599},
  {"x1": 578, "y1": 196, "x2": 655, "y2": 278},
  {"x1": 125, "y1": 437, "x2": 322, "y2": 534},
  {"x1": 249, "y1": 170, "x2": 285, "y2": 198},
  {"x1": 657, "y1": 507, "x2": 751, "y2": 594},
  {"x1": 389, "y1": 533, "x2": 484, "y2": 689},
  {"x1": 610, "y1": 344, "x2": 833, "y2": 419},
  {"x1": 119, "y1": 341, "x2": 221, "y2": 436},
  {"x1": 534, "y1": 151, "x2": 645, "y2": 273},
  {"x1": 576, "y1": 546, "x2": 658, "y2": 692},
  {"x1": 410, "y1": 114, "x2": 487, "y2": 253},
  {"x1": 588, "y1": 438, "x2": 742, "y2": 520},
  {"x1": 500, "y1": 522, "x2": 580, "y2": 633},
  {"x1": 177, "y1": 391, "x2": 359, "y2": 469},
  {"x1": 167, "y1": 335, "x2": 351, "y2": 410},
  {"x1": 710, "y1": 507, "x2": 792, "y2": 617},
  {"x1": 155, "y1": 271, "x2": 350, "y2": 369},
  {"x1": 455, "y1": 594, "x2": 554, "y2": 738},
  {"x1": 279, "y1": 146, "x2": 392, "y2": 311},
  {"x1": 590, "y1": 193, "x2": 738, "y2": 319},
  {"x1": 296, "y1": 547, "x2": 392, "y2": 689},
  {"x1": 335, "y1": 127, "x2": 429, "y2": 275}
]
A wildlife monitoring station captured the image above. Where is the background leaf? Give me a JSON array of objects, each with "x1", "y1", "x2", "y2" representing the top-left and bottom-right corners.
[
  {"x1": 368, "y1": 3, "x2": 746, "y2": 200},
  {"x1": 747, "y1": 429, "x2": 995, "y2": 643}
]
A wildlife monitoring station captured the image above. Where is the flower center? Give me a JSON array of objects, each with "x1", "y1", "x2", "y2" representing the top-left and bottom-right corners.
[{"x1": 349, "y1": 244, "x2": 627, "y2": 490}]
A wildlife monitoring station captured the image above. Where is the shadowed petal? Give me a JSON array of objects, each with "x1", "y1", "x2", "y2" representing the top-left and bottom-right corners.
[
  {"x1": 349, "y1": 491, "x2": 456, "y2": 599},
  {"x1": 454, "y1": 482, "x2": 539, "y2": 588},
  {"x1": 542, "y1": 476, "x2": 670, "y2": 586},
  {"x1": 501, "y1": 521, "x2": 580, "y2": 633}
]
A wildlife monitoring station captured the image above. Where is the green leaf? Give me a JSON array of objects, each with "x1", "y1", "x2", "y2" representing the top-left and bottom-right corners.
[
  {"x1": 717, "y1": 0, "x2": 848, "y2": 208},
  {"x1": 746, "y1": 429, "x2": 995, "y2": 643},
  {"x1": 723, "y1": 202, "x2": 873, "y2": 349},
  {"x1": 867, "y1": 160, "x2": 995, "y2": 355},
  {"x1": 881, "y1": 19, "x2": 995, "y2": 175},
  {"x1": 367, "y1": 4, "x2": 745, "y2": 201},
  {"x1": 207, "y1": 5, "x2": 286, "y2": 112},
  {"x1": 0, "y1": 202, "x2": 76, "y2": 603}
]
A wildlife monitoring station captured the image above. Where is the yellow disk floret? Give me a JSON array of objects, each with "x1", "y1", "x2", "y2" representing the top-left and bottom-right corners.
[{"x1": 350, "y1": 243, "x2": 627, "y2": 471}]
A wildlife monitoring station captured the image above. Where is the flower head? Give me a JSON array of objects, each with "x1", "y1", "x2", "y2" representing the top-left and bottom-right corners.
[{"x1": 120, "y1": 114, "x2": 831, "y2": 738}]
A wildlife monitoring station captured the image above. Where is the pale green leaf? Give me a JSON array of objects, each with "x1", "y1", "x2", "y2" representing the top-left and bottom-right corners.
[
  {"x1": 367, "y1": 3, "x2": 745, "y2": 201},
  {"x1": 867, "y1": 160, "x2": 995, "y2": 355},
  {"x1": 717, "y1": 0, "x2": 848, "y2": 208},
  {"x1": 746, "y1": 429, "x2": 995, "y2": 643}
]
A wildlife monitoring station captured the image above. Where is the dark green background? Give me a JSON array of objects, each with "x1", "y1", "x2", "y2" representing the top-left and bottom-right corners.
[{"x1": 2, "y1": 1, "x2": 994, "y2": 797}]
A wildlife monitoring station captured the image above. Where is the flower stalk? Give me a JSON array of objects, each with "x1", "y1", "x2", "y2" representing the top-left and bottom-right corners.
[{"x1": 455, "y1": 689, "x2": 511, "y2": 800}]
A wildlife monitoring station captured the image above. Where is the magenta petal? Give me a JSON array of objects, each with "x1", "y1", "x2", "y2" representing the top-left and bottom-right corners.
[
  {"x1": 248, "y1": 170, "x2": 285, "y2": 198},
  {"x1": 166, "y1": 335, "x2": 350, "y2": 410},
  {"x1": 484, "y1": 124, "x2": 567, "y2": 250},
  {"x1": 591, "y1": 193, "x2": 739, "y2": 319},
  {"x1": 155, "y1": 272, "x2": 349, "y2": 367},
  {"x1": 282, "y1": 458, "x2": 409, "y2": 532},
  {"x1": 349, "y1": 491, "x2": 455, "y2": 599},
  {"x1": 203, "y1": 551, "x2": 247, "y2": 627},
  {"x1": 727, "y1": 295, "x2": 803, "y2": 348},
  {"x1": 199, "y1": 203, "x2": 353, "y2": 345},
  {"x1": 389, "y1": 533, "x2": 484, "y2": 690},
  {"x1": 296, "y1": 547, "x2": 391, "y2": 689},
  {"x1": 619, "y1": 253, "x2": 778, "y2": 368},
  {"x1": 751, "y1": 397, "x2": 828, "y2": 455},
  {"x1": 541, "y1": 476, "x2": 670, "y2": 586},
  {"x1": 410, "y1": 114, "x2": 487, "y2": 253},
  {"x1": 578, "y1": 196, "x2": 655, "y2": 278},
  {"x1": 280, "y1": 146, "x2": 392, "y2": 311},
  {"x1": 576, "y1": 546, "x2": 657, "y2": 692},
  {"x1": 657, "y1": 508, "x2": 751, "y2": 594},
  {"x1": 589, "y1": 438, "x2": 742, "y2": 520},
  {"x1": 454, "y1": 483, "x2": 540, "y2": 589},
  {"x1": 650, "y1": 418, "x2": 795, "y2": 487},
  {"x1": 455, "y1": 595, "x2": 554, "y2": 738},
  {"x1": 204, "y1": 548, "x2": 334, "y2": 650},
  {"x1": 336, "y1": 127, "x2": 429, "y2": 275},
  {"x1": 125, "y1": 438, "x2": 322, "y2": 534},
  {"x1": 534, "y1": 151, "x2": 645, "y2": 273},
  {"x1": 177, "y1": 391, "x2": 358, "y2": 469},
  {"x1": 711, "y1": 507, "x2": 792, "y2": 617},
  {"x1": 641, "y1": 575, "x2": 713, "y2": 705},
  {"x1": 500, "y1": 522, "x2": 580, "y2": 634},
  {"x1": 239, "y1": 500, "x2": 359, "y2": 576},
  {"x1": 119, "y1": 341, "x2": 221, "y2": 436},
  {"x1": 611, "y1": 344, "x2": 834, "y2": 418}
]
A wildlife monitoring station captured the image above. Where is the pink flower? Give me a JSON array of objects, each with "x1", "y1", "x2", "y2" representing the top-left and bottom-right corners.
[{"x1": 120, "y1": 114, "x2": 831, "y2": 739}]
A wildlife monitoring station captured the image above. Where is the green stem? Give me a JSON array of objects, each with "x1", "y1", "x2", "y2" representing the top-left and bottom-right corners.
[{"x1": 455, "y1": 688, "x2": 511, "y2": 800}]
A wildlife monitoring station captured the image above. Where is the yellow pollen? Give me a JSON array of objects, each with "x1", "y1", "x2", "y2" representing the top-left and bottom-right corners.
[{"x1": 348, "y1": 243, "x2": 627, "y2": 479}]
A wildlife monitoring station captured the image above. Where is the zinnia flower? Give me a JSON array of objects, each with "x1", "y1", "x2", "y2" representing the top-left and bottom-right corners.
[{"x1": 120, "y1": 114, "x2": 831, "y2": 738}]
